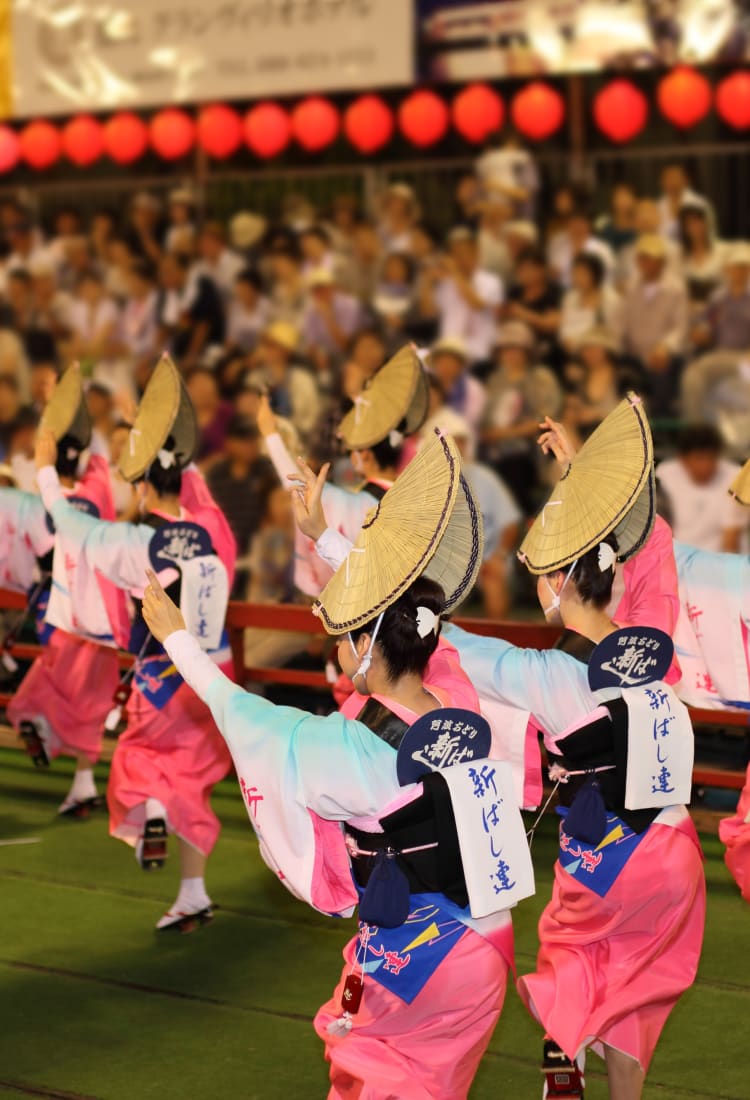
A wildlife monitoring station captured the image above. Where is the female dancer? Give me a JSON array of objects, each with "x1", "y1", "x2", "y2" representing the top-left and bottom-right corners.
[
  {"x1": 142, "y1": 432, "x2": 532, "y2": 1100},
  {"x1": 35, "y1": 358, "x2": 236, "y2": 930}
]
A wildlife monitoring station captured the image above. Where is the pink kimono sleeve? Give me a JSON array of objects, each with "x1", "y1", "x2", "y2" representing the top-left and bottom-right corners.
[
  {"x1": 77, "y1": 454, "x2": 116, "y2": 520},
  {"x1": 181, "y1": 466, "x2": 238, "y2": 589},
  {"x1": 615, "y1": 515, "x2": 681, "y2": 682}
]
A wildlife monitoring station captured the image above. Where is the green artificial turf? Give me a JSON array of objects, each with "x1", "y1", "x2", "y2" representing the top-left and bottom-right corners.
[{"x1": 0, "y1": 747, "x2": 746, "y2": 1100}]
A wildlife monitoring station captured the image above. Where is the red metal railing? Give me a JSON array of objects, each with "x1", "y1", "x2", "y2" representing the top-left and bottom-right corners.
[{"x1": 1, "y1": 587, "x2": 746, "y2": 789}]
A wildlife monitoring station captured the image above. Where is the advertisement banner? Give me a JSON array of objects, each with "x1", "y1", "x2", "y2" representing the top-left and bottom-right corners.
[{"x1": 11, "y1": 0, "x2": 414, "y2": 118}]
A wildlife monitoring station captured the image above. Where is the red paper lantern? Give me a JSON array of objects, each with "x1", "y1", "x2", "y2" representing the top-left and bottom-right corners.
[
  {"x1": 510, "y1": 82, "x2": 565, "y2": 141},
  {"x1": 244, "y1": 102, "x2": 291, "y2": 158},
  {"x1": 0, "y1": 126, "x2": 20, "y2": 173},
  {"x1": 657, "y1": 66, "x2": 712, "y2": 129},
  {"x1": 716, "y1": 70, "x2": 750, "y2": 130},
  {"x1": 198, "y1": 103, "x2": 242, "y2": 159},
  {"x1": 149, "y1": 108, "x2": 195, "y2": 160},
  {"x1": 452, "y1": 83, "x2": 504, "y2": 144},
  {"x1": 398, "y1": 90, "x2": 449, "y2": 148},
  {"x1": 344, "y1": 95, "x2": 393, "y2": 154},
  {"x1": 19, "y1": 120, "x2": 61, "y2": 170},
  {"x1": 62, "y1": 114, "x2": 105, "y2": 167},
  {"x1": 105, "y1": 112, "x2": 148, "y2": 164},
  {"x1": 593, "y1": 80, "x2": 649, "y2": 143},
  {"x1": 292, "y1": 96, "x2": 339, "y2": 152}
]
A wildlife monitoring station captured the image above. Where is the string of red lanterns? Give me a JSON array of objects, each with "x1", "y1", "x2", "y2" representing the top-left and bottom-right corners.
[{"x1": 1, "y1": 70, "x2": 747, "y2": 173}]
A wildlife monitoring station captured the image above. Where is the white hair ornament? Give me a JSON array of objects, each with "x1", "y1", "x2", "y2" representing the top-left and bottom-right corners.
[
  {"x1": 597, "y1": 542, "x2": 617, "y2": 572},
  {"x1": 157, "y1": 448, "x2": 177, "y2": 470},
  {"x1": 415, "y1": 606, "x2": 439, "y2": 638}
]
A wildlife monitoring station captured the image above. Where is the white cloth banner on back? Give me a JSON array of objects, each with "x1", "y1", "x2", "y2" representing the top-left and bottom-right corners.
[
  {"x1": 13, "y1": 0, "x2": 413, "y2": 115},
  {"x1": 480, "y1": 696, "x2": 535, "y2": 809},
  {"x1": 623, "y1": 683, "x2": 694, "y2": 810},
  {"x1": 179, "y1": 554, "x2": 228, "y2": 653},
  {"x1": 441, "y1": 759, "x2": 535, "y2": 919}
]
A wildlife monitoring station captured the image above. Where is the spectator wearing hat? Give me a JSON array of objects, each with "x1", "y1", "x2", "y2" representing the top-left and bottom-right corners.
[
  {"x1": 376, "y1": 182, "x2": 420, "y2": 253},
  {"x1": 195, "y1": 221, "x2": 245, "y2": 303},
  {"x1": 225, "y1": 269, "x2": 272, "y2": 356},
  {"x1": 421, "y1": 226, "x2": 503, "y2": 367},
  {"x1": 301, "y1": 267, "x2": 363, "y2": 378},
  {"x1": 616, "y1": 199, "x2": 682, "y2": 288},
  {"x1": 164, "y1": 188, "x2": 196, "y2": 254},
  {"x1": 428, "y1": 337, "x2": 486, "y2": 430},
  {"x1": 657, "y1": 424, "x2": 748, "y2": 552},
  {"x1": 621, "y1": 233, "x2": 689, "y2": 414},
  {"x1": 475, "y1": 131, "x2": 540, "y2": 219},
  {"x1": 503, "y1": 220, "x2": 539, "y2": 269},
  {"x1": 559, "y1": 251, "x2": 624, "y2": 354},
  {"x1": 229, "y1": 211, "x2": 268, "y2": 262},
  {"x1": 695, "y1": 242, "x2": 750, "y2": 351},
  {"x1": 157, "y1": 252, "x2": 225, "y2": 371},
  {"x1": 246, "y1": 321, "x2": 321, "y2": 444},
  {"x1": 206, "y1": 414, "x2": 276, "y2": 593},
  {"x1": 481, "y1": 320, "x2": 562, "y2": 513}
]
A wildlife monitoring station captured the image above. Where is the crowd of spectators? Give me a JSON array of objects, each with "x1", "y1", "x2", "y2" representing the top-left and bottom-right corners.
[{"x1": 1, "y1": 141, "x2": 749, "y2": 624}]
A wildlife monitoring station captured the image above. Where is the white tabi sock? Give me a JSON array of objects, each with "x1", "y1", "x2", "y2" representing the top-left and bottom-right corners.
[
  {"x1": 69, "y1": 768, "x2": 97, "y2": 803},
  {"x1": 172, "y1": 877, "x2": 211, "y2": 914},
  {"x1": 145, "y1": 797, "x2": 167, "y2": 823}
]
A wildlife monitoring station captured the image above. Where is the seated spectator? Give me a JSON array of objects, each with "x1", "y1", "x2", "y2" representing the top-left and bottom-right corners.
[
  {"x1": 678, "y1": 202, "x2": 727, "y2": 312},
  {"x1": 195, "y1": 221, "x2": 245, "y2": 303},
  {"x1": 657, "y1": 424, "x2": 748, "y2": 552},
  {"x1": 559, "y1": 252, "x2": 623, "y2": 354},
  {"x1": 0, "y1": 329, "x2": 31, "y2": 402},
  {"x1": 206, "y1": 414, "x2": 276, "y2": 593},
  {"x1": 125, "y1": 191, "x2": 163, "y2": 264},
  {"x1": 453, "y1": 173, "x2": 482, "y2": 226},
  {"x1": 421, "y1": 226, "x2": 502, "y2": 368},
  {"x1": 596, "y1": 181, "x2": 639, "y2": 254},
  {"x1": 164, "y1": 188, "x2": 197, "y2": 255},
  {"x1": 343, "y1": 220, "x2": 382, "y2": 304},
  {"x1": 546, "y1": 207, "x2": 615, "y2": 289},
  {"x1": 0, "y1": 375, "x2": 23, "y2": 460},
  {"x1": 481, "y1": 321, "x2": 562, "y2": 512},
  {"x1": 301, "y1": 268, "x2": 362, "y2": 378},
  {"x1": 45, "y1": 206, "x2": 83, "y2": 271},
  {"x1": 502, "y1": 219, "x2": 539, "y2": 268},
  {"x1": 30, "y1": 261, "x2": 73, "y2": 347},
  {"x1": 67, "y1": 269, "x2": 120, "y2": 366},
  {"x1": 85, "y1": 380, "x2": 116, "y2": 457},
  {"x1": 89, "y1": 208, "x2": 117, "y2": 270},
  {"x1": 185, "y1": 367, "x2": 234, "y2": 463},
  {"x1": 372, "y1": 251, "x2": 417, "y2": 347},
  {"x1": 57, "y1": 235, "x2": 97, "y2": 293},
  {"x1": 6, "y1": 404, "x2": 38, "y2": 491},
  {"x1": 229, "y1": 210, "x2": 268, "y2": 266},
  {"x1": 427, "y1": 337, "x2": 485, "y2": 430},
  {"x1": 264, "y1": 242, "x2": 306, "y2": 326},
  {"x1": 563, "y1": 327, "x2": 625, "y2": 434},
  {"x1": 657, "y1": 161, "x2": 714, "y2": 241},
  {"x1": 246, "y1": 321, "x2": 321, "y2": 444},
  {"x1": 29, "y1": 362, "x2": 58, "y2": 414},
  {"x1": 108, "y1": 420, "x2": 137, "y2": 517},
  {"x1": 503, "y1": 245, "x2": 562, "y2": 366},
  {"x1": 697, "y1": 241, "x2": 750, "y2": 351},
  {"x1": 116, "y1": 259, "x2": 159, "y2": 366},
  {"x1": 103, "y1": 236, "x2": 136, "y2": 301},
  {"x1": 225, "y1": 269, "x2": 271, "y2": 355},
  {"x1": 475, "y1": 131, "x2": 539, "y2": 219},
  {"x1": 376, "y1": 182, "x2": 420, "y2": 253},
  {"x1": 477, "y1": 196, "x2": 513, "y2": 281},
  {"x1": 311, "y1": 326, "x2": 388, "y2": 469},
  {"x1": 157, "y1": 252, "x2": 225, "y2": 370},
  {"x1": 621, "y1": 234, "x2": 689, "y2": 415},
  {"x1": 324, "y1": 193, "x2": 360, "y2": 257},
  {"x1": 299, "y1": 225, "x2": 336, "y2": 277},
  {"x1": 2, "y1": 269, "x2": 56, "y2": 364},
  {"x1": 617, "y1": 199, "x2": 682, "y2": 287},
  {"x1": 6, "y1": 221, "x2": 50, "y2": 279},
  {"x1": 681, "y1": 346, "x2": 750, "y2": 461}
]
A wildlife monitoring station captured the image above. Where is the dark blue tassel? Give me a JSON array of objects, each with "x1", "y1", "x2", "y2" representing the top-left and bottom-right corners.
[
  {"x1": 564, "y1": 778, "x2": 607, "y2": 845},
  {"x1": 358, "y1": 850, "x2": 411, "y2": 929}
]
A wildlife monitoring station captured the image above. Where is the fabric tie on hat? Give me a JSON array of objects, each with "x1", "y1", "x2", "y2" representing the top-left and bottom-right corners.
[
  {"x1": 542, "y1": 559, "x2": 578, "y2": 618},
  {"x1": 597, "y1": 542, "x2": 617, "y2": 572},
  {"x1": 129, "y1": 428, "x2": 141, "y2": 456},
  {"x1": 348, "y1": 612, "x2": 385, "y2": 686},
  {"x1": 415, "y1": 606, "x2": 439, "y2": 638},
  {"x1": 353, "y1": 393, "x2": 371, "y2": 425}
]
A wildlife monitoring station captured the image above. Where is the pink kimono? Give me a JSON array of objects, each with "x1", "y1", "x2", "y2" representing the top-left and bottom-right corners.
[{"x1": 8, "y1": 456, "x2": 124, "y2": 764}]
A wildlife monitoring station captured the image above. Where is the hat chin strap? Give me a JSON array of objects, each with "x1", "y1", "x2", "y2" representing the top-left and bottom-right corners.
[
  {"x1": 542, "y1": 560, "x2": 577, "y2": 619},
  {"x1": 349, "y1": 612, "x2": 385, "y2": 692}
]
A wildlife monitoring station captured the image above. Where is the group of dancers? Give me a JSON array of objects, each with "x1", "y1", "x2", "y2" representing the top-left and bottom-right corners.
[{"x1": 2, "y1": 345, "x2": 750, "y2": 1099}]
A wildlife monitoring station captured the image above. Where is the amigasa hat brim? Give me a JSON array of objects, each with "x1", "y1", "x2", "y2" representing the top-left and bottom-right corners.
[
  {"x1": 314, "y1": 430, "x2": 483, "y2": 634},
  {"x1": 730, "y1": 458, "x2": 750, "y2": 506},
  {"x1": 338, "y1": 345, "x2": 428, "y2": 451},
  {"x1": 519, "y1": 393, "x2": 654, "y2": 574},
  {"x1": 40, "y1": 364, "x2": 92, "y2": 449},
  {"x1": 118, "y1": 355, "x2": 198, "y2": 482}
]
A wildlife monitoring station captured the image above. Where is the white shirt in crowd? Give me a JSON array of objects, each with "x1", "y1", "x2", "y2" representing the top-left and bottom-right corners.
[
  {"x1": 435, "y1": 269, "x2": 503, "y2": 362},
  {"x1": 657, "y1": 456, "x2": 748, "y2": 551}
]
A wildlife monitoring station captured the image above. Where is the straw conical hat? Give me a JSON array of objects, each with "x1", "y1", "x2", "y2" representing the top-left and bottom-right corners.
[
  {"x1": 118, "y1": 355, "x2": 198, "y2": 482},
  {"x1": 338, "y1": 345, "x2": 428, "y2": 450},
  {"x1": 314, "y1": 430, "x2": 483, "y2": 634},
  {"x1": 40, "y1": 364, "x2": 91, "y2": 448},
  {"x1": 730, "y1": 458, "x2": 750, "y2": 506},
  {"x1": 519, "y1": 393, "x2": 654, "y2": 574}
]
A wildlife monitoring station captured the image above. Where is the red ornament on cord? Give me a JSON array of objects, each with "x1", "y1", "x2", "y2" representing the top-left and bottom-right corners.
[
  {"x1": 510, "y1": 82, "x2": 564, "y2": 141},
  {"x1": 657, "y1": 66, "x2": 712, "y2": 129},
  {"x1": 62, "y1": 115, "x2": 105, "y2": 167},
  {"x1": 716, "y1": 70, "x2": 750, "y2": 130},
  {"x1": 344, "y1": 95, "x2": 393, "y2": 154},
  {"x1": 398, "y1": 89, "x2": 449, "y2": 148},
  {"x1": 0, "y1": 126, "x2": 20, "y2": 173},
  {"x1": 452, "y1": 83, "x2": 504, "y2": 144},
  {"x1": 292, "y1": 96, "x2": 339, "y2": 152},
  {"x1": 593, "y1": 80, "x2": 649, "y2": 143},
  {"x1": 198, "y1": 104, "x2": 242, "y2": 159},
  {"x1": 149, "y1": 108, "x2": 195, "y2": 160},
  {"x1": 244, "y1": 102, "x2": 291, "y2": 158},
  {"x1": 20, "y1": 120, "x2": 61, "y2": 170},
  {"x1": 104, "y1": 112, "x2": 148, "y2": 164}
]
